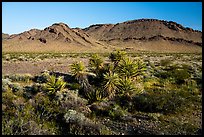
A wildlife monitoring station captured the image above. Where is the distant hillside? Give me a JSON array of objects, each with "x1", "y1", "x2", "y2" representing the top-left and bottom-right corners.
[
  {"x1": 2, "y1": 33, "x2": 10, "y2": 40},
  {"x1": 2, "y1": 19, "x2": 202, "y2": 53},
  {"x1": 83, "y1": 19, "x2": 202, "y2": 47},
  {"x1": 5, "y1": 23, "x2": 104, "y2": 47}
]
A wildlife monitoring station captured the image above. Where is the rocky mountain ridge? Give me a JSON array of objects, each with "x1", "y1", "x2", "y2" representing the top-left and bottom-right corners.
[
  {"x1": 2, "y1": 18, "x2": 202, "y2": 52},
  {"x1": 83, "y1": 18, "x2": 202, "y2": 45}
]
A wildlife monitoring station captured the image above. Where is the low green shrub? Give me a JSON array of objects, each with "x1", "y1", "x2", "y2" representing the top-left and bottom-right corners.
[
  {"x1": 155, "y1": 64, "x2": 191, "y2": 85},
  {"x1": 108, "y1": 104, "x2": 128, "y2": 120},
  {"x1": 160, "y1": 58, "x2": 172, "y2": 66},
  {"x1": 33, "y1": 92, "x2": 62, "y2": 121},
  {"x1": 172, "y1": 69, "x2": 190, "y2": 85},
  {"x1": 133, "y1": 88, "x2": 201, "y2": 114},
  {"x1": 4, "y1": 74, "x2": 33, "y2": 82},
  {"x1": 2, "y1": 99, "x2": 59, "y2": 135}
]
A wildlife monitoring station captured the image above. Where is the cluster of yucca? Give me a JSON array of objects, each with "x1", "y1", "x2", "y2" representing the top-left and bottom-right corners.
[{"x1": 69, "y1": 50, "x2": 147, "y2": 103}]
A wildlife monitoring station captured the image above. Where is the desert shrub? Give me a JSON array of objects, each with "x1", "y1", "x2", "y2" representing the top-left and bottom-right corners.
[
  {"x1": 34, "y1": 70, "x2": 50, "y2": 83},
  {"x1": 55, "y1": 89, "x2": 90, "y2": 116},
  {"x1": 2, "y1": 90, "x2": 18, "y2": 115},
  {"x1": 90, "y1": 100, "x2": 128, "y2": 120},
  {"x1": 2, "y1": 99, "x2": 59, "y2": 135},
  {"x1": 181, "y1": 64, "x2": 194, "y2": 73},
  {"x1": 33, "y1": 92, "x2": 62, "y2": 121},
  {"x1": 155, "y1": 64, "x2": 191, "y2": 85},
  {"x1": 64, "y1": 109, "x2": 112, "y2": 135},
  {"x1": 160, "y1": 58, "x2": 172, "y2": 66},
  {"x1": 9, "y1": 82, "x2": 23, "y2": 93},
  {"x1": 2, "y1": 78, "x2": 12, "y2": 92},
  {"x1": 172, "y1": 69, "x2": 191, "y2": 84},
  {"x1": 133, "y1": 88, "x2": 201, "y2": 114},
  {"x1": 143, "y1": 77, "x2": 161, "y2": 91},
  {"x1": 89, "y1": 100, "x2": 116, "y2": 117},
  {"x1": 3, "y1": 54, "x2": 11, "y2": 61},
  {"x1": 18, "y1": 55, "x2": 28, "y2": 61},
  {"x1": 4, "y1": 74, "x2": 33, "y2": 82},
  {"x1": 181, "y1": 80, "x2": 201, "y2": 95},
  {"x1": 158, "y1": 116, "x2": 200, "y2": 135},
  {"x1": 155, "y1": 70, "x2": 172, "y2": 79},
  {"x1": 193, "y1": 72, "x2": 202, "y2": 89},
  {"x1": 64, "y1": 109, "x2": 86, "y2": 126},
  {"x1": 107, "y1": 104, "x2": 128, "y2": 120},
  {"x1": 23, "y1": 83, "x2": 42, "y2": 100},
  {"x1": 149, "y1": 61, "x2": 156, "y2": 68}
]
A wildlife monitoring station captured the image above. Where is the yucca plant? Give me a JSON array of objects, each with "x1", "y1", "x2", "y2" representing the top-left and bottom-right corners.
[
  {"x1": 103, "y1": 62, "x2": 114, "y2": 74},
  {"x1": 103, "y1": 72, "x2": 120, "y2": 98},
  {"x1": 109, "y1": 50, "x2": 126, "y2": 68},
  {"x1": 117, "y1": 77, "x2": 136, "y2": 95},
  {"x1": 135, "y1": 58, "x2": 147, "y2": 76},
  {"x1": 88, "y1": 54, "x2": 104, "y2": 77},
  {"x1": 117, "y1": 57, "x2": 146, "y2": 80},
  {"x1": 70, "y1": 61, "x2": 94, "y2": 96},
  {"x1": 44, "y1": 75, "x2": 66, "y2": 97},
  {"x1": 85, "y1": 88, "x2": 105, "y2": 104},
  {"x1": 70, "y1": 61, "x2": 86, "y2": 82}
]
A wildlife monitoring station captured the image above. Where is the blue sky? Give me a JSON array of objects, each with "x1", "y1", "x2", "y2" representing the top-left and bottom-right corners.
[{"x1": 2, "y1": 2, "x2": 202, "y2": 34}]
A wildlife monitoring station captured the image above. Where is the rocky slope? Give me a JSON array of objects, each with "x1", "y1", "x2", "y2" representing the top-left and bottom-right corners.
[
  {"x1": 5, "y1": 23, "x2": 104, "y2": 47},
  {"x1": 83, "y1": 19, "x2": 202, "y2": 47},
  {"x1": 2, "y1": 33, "x2": 10, "y2": 40},
  {"x1": 2, "y1": 19, "x2": 202, "y2": 53}
]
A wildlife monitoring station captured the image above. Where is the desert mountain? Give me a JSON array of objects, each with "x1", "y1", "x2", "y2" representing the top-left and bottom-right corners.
[
  {"x1": 8, "y1": 29, "x2": 41, "y2": 40},
  {"x1": 2, "y1": 33, "x2": 10, "y2": 40},
  {"x1": 83, "y1": 19, "x2": 202, "y2": 47},
  {"x1": 5, "y1": 23, "x2": 104, "y2": 47},
  {"x1": 3, "y1": 19, "x2": 202, "y2": 53}
]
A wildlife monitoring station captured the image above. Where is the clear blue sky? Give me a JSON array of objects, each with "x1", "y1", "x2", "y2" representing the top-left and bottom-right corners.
[{"x1": 2, "y1": 2, "x2": 202, "y2": 35}]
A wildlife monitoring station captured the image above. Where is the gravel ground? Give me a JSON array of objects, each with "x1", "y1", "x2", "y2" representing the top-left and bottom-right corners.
[
  {"x1": 97, "y1": 115, "x2": 161, "y2": 135},
  {"x1": 2, "y1": 58, "x2": 89, "y2": 75}
]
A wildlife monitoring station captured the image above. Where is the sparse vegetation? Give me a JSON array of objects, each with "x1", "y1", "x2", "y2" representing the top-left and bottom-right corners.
[{"x1": 2, "y1": 51, "x2": 202, "y2": 135}]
